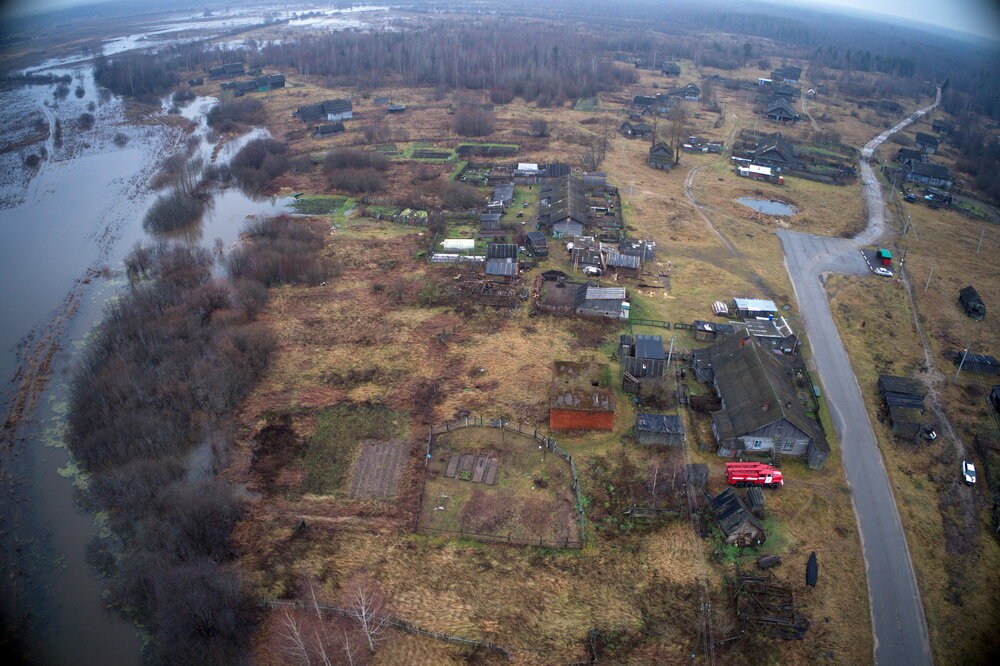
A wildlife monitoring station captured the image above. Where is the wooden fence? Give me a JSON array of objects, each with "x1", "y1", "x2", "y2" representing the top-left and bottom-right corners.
[{"x1": 420, "y1": 416, "x2": 587, "y2": 548}]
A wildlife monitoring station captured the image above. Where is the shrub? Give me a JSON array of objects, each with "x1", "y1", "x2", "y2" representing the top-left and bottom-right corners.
[
  {"x1": 24, "y1": 154, "x2": 40, "y2": 168},
  {"x1": 78, "y1": 113, "x2": 95, "y2": 130},
  {"x1": 229, "y1": 138, "x2": 288, "y2": 193},
  {"x1": 323, "y1": 148, "x2": 388, "y2": 172},
  {"x1": 113, "y1": 132, "x2": 129, "y2": 147},
  {"x1": 442, "y1": 181, "x2": 483, "y2": 209},
  {"x1": 327, "y1": 167, "x2": 385, "y2": 193},
  {"x1": 454, "y1": 105, "x2": 494, "y2": 137},
  {"x1": 226, "y1": 216, "x2": 328, "y2": 286},
  {"x1": 206, "y1": 98, "x2": 266, "y2": 132},
  {"x1": 74, "y1": 85, "x2": 85, "y2": 98},
  {"x1": 143, "y1": 188, "x2": 206, "y2": 233}
]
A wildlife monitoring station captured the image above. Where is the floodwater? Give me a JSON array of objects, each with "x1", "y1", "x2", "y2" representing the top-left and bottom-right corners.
[
  {"x1": 737, "y1": 197, "x2": 798, "y2": 216},
  {"x1": 0, "y1": 63, "x2": 287, "y2": 665}
]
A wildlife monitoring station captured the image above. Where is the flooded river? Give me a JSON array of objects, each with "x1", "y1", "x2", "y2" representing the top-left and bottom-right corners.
[{"x1": 0, "y1": 63, "x2": 286, "y2": 664}]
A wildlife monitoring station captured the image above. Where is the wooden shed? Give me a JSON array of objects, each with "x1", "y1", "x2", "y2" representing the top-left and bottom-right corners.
[
  {"x1": 877, "y1": 375, "x2": 927, "y2": 440},
  {"x1": 709, "y1": 488, "x2": 765, "y2": 547},
  {"x1": 636, "y1": 413, "x2": 685, "y2": 447}
]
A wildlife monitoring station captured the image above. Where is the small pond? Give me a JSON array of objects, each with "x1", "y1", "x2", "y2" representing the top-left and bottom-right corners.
[{"x1": 737, "y1": 197, "x2": 798, "y2": 216}]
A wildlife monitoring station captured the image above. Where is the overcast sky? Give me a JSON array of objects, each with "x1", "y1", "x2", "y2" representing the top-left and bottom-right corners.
[{"x1": 4, "y1": 0, "x2": 1000, "y2": 41}]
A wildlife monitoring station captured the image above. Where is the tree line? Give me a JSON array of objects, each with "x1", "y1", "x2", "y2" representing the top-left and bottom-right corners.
[{"x1": 68, "y1": 217, "x2": 328, "y2": 663}]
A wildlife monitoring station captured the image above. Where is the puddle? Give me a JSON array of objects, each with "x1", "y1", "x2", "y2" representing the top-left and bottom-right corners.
[{"x1": 737, "y1": 197, "x2": 797, "y2": 216}]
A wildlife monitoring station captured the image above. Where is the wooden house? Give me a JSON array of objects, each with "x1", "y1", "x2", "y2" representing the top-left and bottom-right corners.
[
  {"x1": 732, "y1": 298, "x2": 778, "y2": 319},
  {"x1": 550, "y1": 362, "x2": 615, "y2": 431},
  {"x1": 710, "y1": 488, "x2": 765, "y2": 547},
  {"x1": 323, "y1": 99, "x2": 353, "y2": 121},
  {"x1": 525, "y1": 231, "x2": 548, "y2": 256},
  {"x1": 648, "y1": 142, "x2": 674, "y2": 170},
  {"x1": 620, "y1": 121, "x2": 652, "y2": 138},
  {"x1": 702, "y1": 336, "x2": 829, "y2": 469},
  {"x1": 636, "y1": 414, "x2": 685, "y2": 446},
  {"x1": 771, "y1": 66, "x2": 801, "y2": 83},
  {"x1": 313, "y1": 122, "x2": 345, "y2": 138},
  {"x1": 763, "y1": 98, "x2": 799, "y2": 123},
  {"x1": 574, "y1": 285, "x2": 628, "y2": 320},
  {"x1": 752, "y1": 133, "x2": 798, "y2": 170},
  {"x1": 896, "y1": 148, "x2": 927, "y2": 166},
  {"x1": 914, "y1": 132, "x2": 940, "y2": 154},
  {"x1": 666, "y1": 83, "x2": 701, "y2": 101},
  {"x1": 904, "y1": 161, "x2": 953, "y2": 189},
  {"x1": 620, "y1": 334, "x2": 667, "y2": 379},
  {"x1": 877, "y1": 375, "x2": 928, "y2": 440},
  {"x1": 477, "y1": 213, "x2": 505, "y2": 239},
  {"x1": 932, "y1": 119, "x2": 953, "y2": 135}
]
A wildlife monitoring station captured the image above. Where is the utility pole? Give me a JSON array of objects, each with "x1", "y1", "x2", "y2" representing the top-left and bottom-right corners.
[
  {"x1": 976, "y1": 228, "x2": 985, "y2": 254},
  {"x1": 954, "y1": 343, "x2": 971, "y2": 381},
  {"x1": 923, "y1": 264, "x2": 935, "y2": 293}
]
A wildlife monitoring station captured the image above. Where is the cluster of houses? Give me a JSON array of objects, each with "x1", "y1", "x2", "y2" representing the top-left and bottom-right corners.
[
  {"x1": 628, "y1": 83, "x2": 701, "y2": 120},
  {"x1": 221, "y1": 73, "x2": 286, "y2": 97},
  {"x1": 296, "y1": 99, "x2": 354, "y2": 138},
  {"x1": 539, "y1": 292, "x2": 826, "y2": 473},
  {"x1": 893, "y1": 129, "x2": 953, "y2": 190},
  {"x1": 208, "y1": 62, "x2": 245, "y2": 79}
]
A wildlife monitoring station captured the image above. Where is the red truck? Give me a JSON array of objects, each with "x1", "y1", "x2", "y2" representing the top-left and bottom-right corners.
[{"x1": 726, "y1": 462, "x2": 783, "y2": 488}]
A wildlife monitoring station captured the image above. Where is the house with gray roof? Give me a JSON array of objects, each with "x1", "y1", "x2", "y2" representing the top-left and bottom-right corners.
[{"x1": 699, "y1": 336, "x2": 829, "y2": 469}]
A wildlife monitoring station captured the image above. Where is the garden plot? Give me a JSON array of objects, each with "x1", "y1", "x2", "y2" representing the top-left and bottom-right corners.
[
  {"x1": 419, "y1": 426, "x2": 579, "y2": 546},
  {"x1": 350, "y1": 439, "x2": 409, "y2": 499}
]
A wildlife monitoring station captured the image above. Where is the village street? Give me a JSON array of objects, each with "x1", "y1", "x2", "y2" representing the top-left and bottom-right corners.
[{"x1": 776, "y1": 93, "x2": 939, "y2": 665}]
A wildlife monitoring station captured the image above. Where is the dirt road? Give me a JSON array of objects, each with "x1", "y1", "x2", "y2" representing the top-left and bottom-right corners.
[{"x1": 776, "y1": 91, "x2": 939, "y2": 665}]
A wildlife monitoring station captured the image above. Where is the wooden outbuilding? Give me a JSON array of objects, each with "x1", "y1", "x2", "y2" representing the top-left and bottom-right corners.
[
  {"x1": 636, "y1": 413, "x2": 685, "y2": 446},
  {"x1": 710, "y1": 488, "x2": 765, "y2": 547}
]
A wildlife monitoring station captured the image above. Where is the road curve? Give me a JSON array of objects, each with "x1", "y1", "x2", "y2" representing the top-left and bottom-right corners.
[{"x1": 777, "y1": 90, "x2": 939, "y2": 666}]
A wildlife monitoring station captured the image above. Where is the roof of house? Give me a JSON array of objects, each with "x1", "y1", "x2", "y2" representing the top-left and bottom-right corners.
[
  {"x1": 733, "y1": 298, "x2": 778, "y2": 313},
  {"x1": 915, "y1": 132, "x2": 940, "y2": 146},
  {"x1": 526, "y1": 231, "x2": 547, "y2": 244},
  {"x1": 322, "y1": 99, "x2": 353, "y2": 114},
  {"x1": 649, "y1": 141, "x2": 673, "y2": 158},
  {"x1": 753, "y1": 133, "x2": 797, "y2": 166},
  {"x1": 764, "y1": 97, "x2": 798, "y2": 118},
  {"x1": 538, "y1": 175, "x2": 588, "y2": 227},
  {"x1": 634, "y1": 334, "x2": 666, "y2": 360},
  {"x1": 907, "y1": 161, "x2": 952, "y2": 181},
  {"x1": 667, "y1": 83, "x2": 700, "y2": 96},
  {"x1": 297, "y1": 103, "x2": 326, "y2": 119},
  {"x1": 582, "y1": 286, "x2": 626, "y2": 301},
  {"x1": 707, "y1": 336, "x2": 827, "y2": 450},
  {"x1": 492, "y1": 183, "x2": 514, "y2": 200},
  {"x1": 486, "y1": 243, "x2": 518, "y2": 259},
  {"x1": 480, "y1": 213, "x2": 502, "y2": 223},
  {"x1": 636, "y1": 413, "x2": 684, "y2": 434},
  {"x1": 897, "y1": 148, "x2": 925, "y2": 162},
  {"x1": 606, "y1": 251, "x2": 641, "y2": 269},
  {"x1": 694, "y1": 320, "x2": 736, "y2": 336},
  {"x1": 485, "y1": 258, "x2": 518, "y2": 276},
  {"x1": 956, "y1": 352, "x2": 999, "y2": 367}
]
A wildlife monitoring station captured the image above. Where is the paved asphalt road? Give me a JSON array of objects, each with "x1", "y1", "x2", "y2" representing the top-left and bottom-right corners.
[{"x1": 776, "y1": 93, "x2": 939, "y2": 665}]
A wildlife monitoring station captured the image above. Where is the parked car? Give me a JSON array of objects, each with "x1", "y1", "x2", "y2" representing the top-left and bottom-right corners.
[
  {"x1": 961, "y1": 460, "x2": 977, "y2": 485},
  {"x1": 873, "y1": 267, "x2": 893, "y2": 277}
]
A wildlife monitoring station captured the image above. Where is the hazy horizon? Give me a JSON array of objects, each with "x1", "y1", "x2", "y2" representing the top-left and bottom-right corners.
[{"x1": 3, "y1": 0, "x2": 999, "y2": 42}]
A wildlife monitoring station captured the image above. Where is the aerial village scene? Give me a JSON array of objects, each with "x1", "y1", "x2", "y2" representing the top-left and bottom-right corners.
[{"x1": 0, "y1": 1, "x2": 998, "y2": 665}]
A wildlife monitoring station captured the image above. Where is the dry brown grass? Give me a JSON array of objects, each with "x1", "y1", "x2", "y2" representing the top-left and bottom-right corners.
[
  {"x1": 220, "y1": 59, "x2": 900, "y2": 664},
  {"x1": 827, "y1": 273, "x2": 1000, "y2": 664}
]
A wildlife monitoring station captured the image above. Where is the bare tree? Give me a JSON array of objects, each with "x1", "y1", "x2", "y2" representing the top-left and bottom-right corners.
[
  {"x1": 341, "y1": 575, "x2": 389, "y2": 655},
  {"x1": 667, "y1": 101, "x2": 688, "y2": 166}
]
